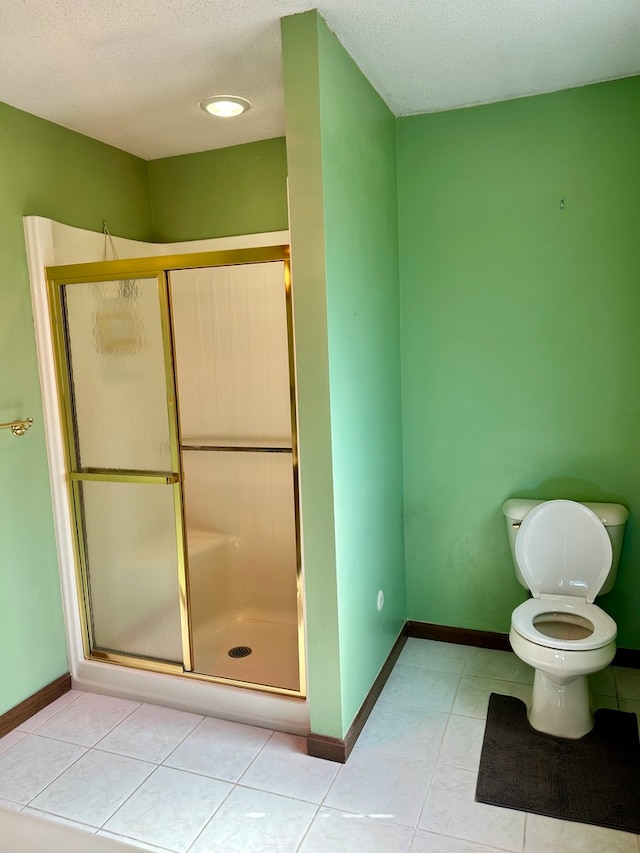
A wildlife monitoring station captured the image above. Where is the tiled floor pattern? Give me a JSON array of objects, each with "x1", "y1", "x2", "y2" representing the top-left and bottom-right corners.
[{"x1": 0, "y1": 640, "x2": 639, "y2": 852}]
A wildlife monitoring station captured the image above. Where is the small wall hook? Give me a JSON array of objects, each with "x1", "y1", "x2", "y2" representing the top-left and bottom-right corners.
[{"x1": 0, "y1": 417, "x2": 33, "y2": 437}]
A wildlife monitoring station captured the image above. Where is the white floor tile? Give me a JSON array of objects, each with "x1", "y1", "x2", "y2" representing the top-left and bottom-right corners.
[
  {"x1": 31, "y1": 692, "x2": 140, "y2": 747},
  {"x1": 0, "y1": 728, "x2": 27, "y2": 755},
  {"x1": 17, "y1": 690, "x2": 84, "y2": 732},
  {"x1": 588, "y1": 666, "x2": 616, "y2": 697},
  {"x1": 592, "y1": 693, "x2": 618, "y2": 711},
  {"x1": 419, "y1": 765, "x2": 525, "y2": 851},
  {"x1": 189, "y1": 785, "x2": 317, "y2": 853},
  {"x1": 380, "y1": 664, "x2": 460, "y2": 712},
  {"x1": 410, "y1": 830, "x2": 511, "y2": 852},
  {"x1": 96, "y1": 702, "x2": 203, "y2": 763},
  {"x1": 0, "y1": 798, "x2": 24, "y2": 811},
  {"x1": 239, "y1": 731, "x2": 339, "y2": 804},
  {"x1": 358, "y1": 701, "x2": 448, "y2": 762},
  {"x1": 464, "y1": 648, "x2": 533, "y2": 684},
  {"x1": 300, "y1": 806, "x2": 413, "y2": 852},
  {"x1": 3, "y1": 638, "x2": 635, "y2": 853},
  {"x1": 163, "y1": 715, "x2": 272, "y2": 782},
  {"x1": 29, "y1": 749, "x2": 154, "y2": 827},
  {"x1": 104, "y1": 765, "x2": 231, "y2": 851},
  {"x1": 23, "y1": 806, "x2": 98, "y2": 834},
  {"x1": 436, "y1": 715, "x2": 486, "y2": 771},
  {"x1": 398, "y1": 639, "x2": 470, "y2": 673},
  {"x1": 97, "y1": 831, "x2": 171, "y2": 852},
  {"x1": 614, "y1": 667, "x2": 640, "y2": 700},
  {"x1": 524, "y1": 813, "x2": 639, "y2": 853},
  {"x1": 324, "y1": 748, "x2": 433, "y2": 828},
  {"x1": 452, "y1": 676, "x2": 531, "y2": 719},
  {"x1": 0, "y1": 734, "x2": 85, "y2": 805}
]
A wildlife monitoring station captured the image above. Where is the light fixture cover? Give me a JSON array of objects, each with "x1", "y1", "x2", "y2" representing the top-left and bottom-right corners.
[{"x1": 199, "y1": 95, "x2": 251, "y2": 117}]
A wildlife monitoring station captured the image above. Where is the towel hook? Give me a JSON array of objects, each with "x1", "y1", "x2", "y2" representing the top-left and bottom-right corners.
[{"x1": 0, "y1": 418, "x2": 33, "y2": 437}]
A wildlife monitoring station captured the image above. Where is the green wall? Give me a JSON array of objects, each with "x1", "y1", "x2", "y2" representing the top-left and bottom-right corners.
[
  {"x1": 148, "y1": 138, "x2": 288, "y2": 241},
  {"x1": 0, "y1": 101, "x2": 153, "y2": 716},
  {"x1": 397, "y1": 77, "x2": 640, "y2": 648},
  {"x1": 283, "y1": 11, "x2": 406, "y2": 737}
]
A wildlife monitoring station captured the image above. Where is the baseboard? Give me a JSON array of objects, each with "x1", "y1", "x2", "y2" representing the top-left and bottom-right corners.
[
  {"x1": 407, "y1": 620, "x2": 640, "y2": 668},
  {"x1": 307, "y1": 626, "x2": 408, "y2": 763},
  {"x1": 407, "y1": 620, "x2": 511, "y2": 651},
  {"x1": 613, "y1": 647, "x2": 640, "y2": 668},
  {"x1": 0, "y1": 673, "x2": 71, "y2": 738}
]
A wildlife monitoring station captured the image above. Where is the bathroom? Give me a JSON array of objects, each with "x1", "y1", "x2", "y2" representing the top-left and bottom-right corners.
[{"x1": 1, "y1": 1, "x2": 640, "y2": 818}]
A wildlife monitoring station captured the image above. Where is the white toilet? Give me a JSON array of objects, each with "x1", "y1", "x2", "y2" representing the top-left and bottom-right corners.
[{"x1": 503, "y1": 498, "x2": 628, "y2": 738}]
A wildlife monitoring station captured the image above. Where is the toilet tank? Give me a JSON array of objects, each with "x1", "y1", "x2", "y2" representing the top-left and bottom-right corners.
[{"x1": 502, "y1": 498, "x2": 629, "y2": 596}]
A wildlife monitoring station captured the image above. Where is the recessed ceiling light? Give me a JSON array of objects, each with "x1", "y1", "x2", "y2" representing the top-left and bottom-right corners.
[{"x1": 199, "y1": 96, "x2": 251, "y2": 118}]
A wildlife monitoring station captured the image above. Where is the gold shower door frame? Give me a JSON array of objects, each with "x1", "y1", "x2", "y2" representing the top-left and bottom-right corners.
[{"x1": 47, "y1": 246, "x2": 305, "y2": 698}]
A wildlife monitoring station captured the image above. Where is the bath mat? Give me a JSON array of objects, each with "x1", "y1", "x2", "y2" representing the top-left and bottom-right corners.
[{"x1": 475, "y1": 693, "x2": 640, "y2": 834}]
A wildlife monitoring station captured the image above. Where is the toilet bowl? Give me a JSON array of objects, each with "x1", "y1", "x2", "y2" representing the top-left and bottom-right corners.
[{"x1": 503, "y1": 498, "x2": 628, "y2": 738}]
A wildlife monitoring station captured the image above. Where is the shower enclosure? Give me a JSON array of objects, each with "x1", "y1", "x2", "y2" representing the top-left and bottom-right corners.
[{"x1": 46, "y1": 246, "x2": 303, "y2": 696}]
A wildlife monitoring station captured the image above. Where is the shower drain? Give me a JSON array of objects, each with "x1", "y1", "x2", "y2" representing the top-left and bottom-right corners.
[{"x1": 228, "y1": 645, "x2": 252, "y2": 659}]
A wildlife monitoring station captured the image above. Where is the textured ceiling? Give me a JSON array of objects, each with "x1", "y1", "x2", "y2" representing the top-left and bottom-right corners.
[{"x1": 1, "y1": 0, "x2": 639, "y2": 160}]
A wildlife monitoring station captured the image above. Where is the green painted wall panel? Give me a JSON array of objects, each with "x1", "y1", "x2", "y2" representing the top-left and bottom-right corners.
[
  {"x1": 0, "y1": 101, "x2": 152, "y2": 715},
  {"x1": 282, "y1": 11, "x2": 405, "y2": 738},
  {"x1": 397, "y1": 77, "x2": 640, "y2": 647},
  {"x1": 317, "y1": 19, "x2": 406, "y2": 734},
  {"x1": 148, "y1": 138, "x2": 289, "y2": 241}
]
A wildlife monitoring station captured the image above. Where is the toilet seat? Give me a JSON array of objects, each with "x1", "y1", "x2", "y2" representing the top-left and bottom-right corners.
[
  {"x1": 515, "y1": 500, "x2": 612, "y2": 604},
  {"x1": 511, "y1": 597, "x2": 617, "y2": 651}
]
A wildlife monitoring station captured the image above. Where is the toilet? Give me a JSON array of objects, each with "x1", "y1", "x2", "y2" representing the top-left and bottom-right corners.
[{"x1": 503, "y1": 498, "x2": 628, "y2": 738}]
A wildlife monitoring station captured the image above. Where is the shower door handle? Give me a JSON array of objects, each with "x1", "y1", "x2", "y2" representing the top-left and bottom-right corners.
[{"x1": 69, "y1": 470, "x2": 180, "y2": 485}]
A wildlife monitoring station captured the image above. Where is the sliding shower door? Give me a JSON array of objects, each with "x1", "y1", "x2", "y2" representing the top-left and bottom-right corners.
[
  {"x1": 47, "y1": 246, "x2": 303, "y2": 695},
  {"x1": 49, "y1": 272, "x2": 190, "y2": 670},
  {"x1": 170, "y1": 261, "x2": 302, "y2": 692}
]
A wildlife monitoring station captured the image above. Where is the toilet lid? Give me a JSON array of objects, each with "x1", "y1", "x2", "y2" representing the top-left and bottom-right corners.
[{"x1": 515, "y1": 500, "x2": 612, "y2": 603}]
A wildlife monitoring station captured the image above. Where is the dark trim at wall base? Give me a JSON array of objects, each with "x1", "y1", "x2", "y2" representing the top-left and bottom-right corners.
[
  {"x1": 307, "y1": 626, "x2": 408, "y2": 763},
  {"x1": 0, "y1": 673, "x2": 72, "y2": 738},
  {"x1": 613, "y1": 647, "x2": 640, "y2": 668},
  {"x1": 407, "y1": 620, "x2": 511, "y2": 651},
  {"x1": 407, "y1": 621, "x2": 640, "y2": 668}
]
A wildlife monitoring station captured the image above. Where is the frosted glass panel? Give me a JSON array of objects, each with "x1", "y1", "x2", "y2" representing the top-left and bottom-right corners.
[
  {"x1": 170, "y1": 263, "x2": 291, "y2": 445},
  {"x1": 183, "y1": 450, "x2": 299, "y2": 689},
  {"x1": 63, "y1": 278, "x2": 172, "y2": 471},
  {"x1": 183, "y1": 450, "x2": 298, "y2": 625},
  {"x1": 81, "y1": 481, "x2": 183, "y2": 662}
]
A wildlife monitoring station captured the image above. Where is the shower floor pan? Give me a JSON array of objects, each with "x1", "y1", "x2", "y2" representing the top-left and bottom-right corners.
[{"x1": 193, "y1": 615, "x2": 300, "y2": 693}]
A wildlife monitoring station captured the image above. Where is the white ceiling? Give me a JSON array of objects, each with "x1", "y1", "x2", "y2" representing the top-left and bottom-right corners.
[{"x1": 1, "y1": 0, "x2": 639, "y2": 161}]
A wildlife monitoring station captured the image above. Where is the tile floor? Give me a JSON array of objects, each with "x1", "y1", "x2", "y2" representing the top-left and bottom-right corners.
[{"x1": 0, "y1": 639, "x2": 639, "y2": 852}]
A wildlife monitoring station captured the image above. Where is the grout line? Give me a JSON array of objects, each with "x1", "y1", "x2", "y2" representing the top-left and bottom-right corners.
[
  {"x1": 22, "y1": 740, "x2": 90, "y2": 810},
  {"x1": 413, "y1": 761, "x2": 437, "y2": 836},
  {"x1": 16, "y1": 690, "x2": 86, "y2": 734},
  {"x1": 291, "y1": 802, "x2": 321, "y2": 852},
  {"x1": 234, "y1": 726, "x2": 276, "y2": 783},
  {"x1": 183, "y1": 780, "x2": 237, "y2": 853}
]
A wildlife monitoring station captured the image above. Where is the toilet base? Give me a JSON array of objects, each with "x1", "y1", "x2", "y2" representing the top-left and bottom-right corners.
[
  {"x1": 528, "y1": 670, "x2": 593, "y2": 738},
  {"x1": 509, "y1": 629, "x2": 616, "y2": 739}
]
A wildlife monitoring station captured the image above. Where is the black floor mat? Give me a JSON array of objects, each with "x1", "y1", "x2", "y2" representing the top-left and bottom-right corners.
[{"x1": 475, "y1": 693, "x2": 640, "y2": 834}]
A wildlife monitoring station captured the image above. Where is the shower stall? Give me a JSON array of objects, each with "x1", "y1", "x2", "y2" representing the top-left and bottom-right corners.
[{"x1": 45, "y1": 245, "x2": 304, "y2": 698}]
